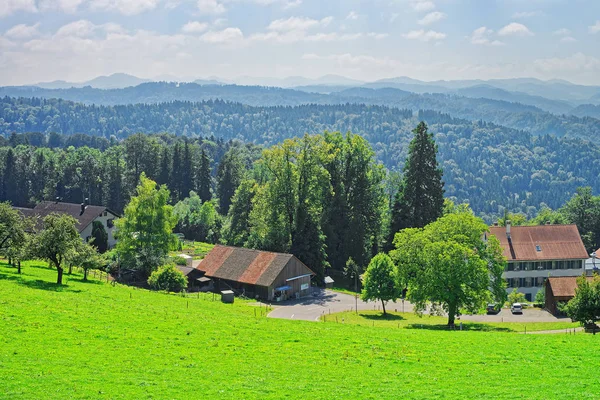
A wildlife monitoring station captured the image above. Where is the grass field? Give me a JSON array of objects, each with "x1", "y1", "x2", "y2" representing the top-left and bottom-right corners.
[
  {"x1": 172, "y1": 240, "x2": 214, "y2": 259},
  {"x1": 323, "y1": 311, "x2": 579, "y2": 332},
  {"x1": 2, "y1": 261, "x2": 600, "y2": 399}
]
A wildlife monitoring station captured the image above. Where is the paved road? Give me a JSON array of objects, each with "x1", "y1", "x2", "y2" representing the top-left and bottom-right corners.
[
  {"x1": 267, "y1": 289, "x2": 413, "y2": 321},
  {"x1": 268, "y1": 289, "x2": 568, "y2": 323}
]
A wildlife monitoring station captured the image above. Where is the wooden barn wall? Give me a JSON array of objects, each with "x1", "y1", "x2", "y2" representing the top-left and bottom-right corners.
[{"x1": 269, "y1": 257, "x2": 313, "y2": 299}]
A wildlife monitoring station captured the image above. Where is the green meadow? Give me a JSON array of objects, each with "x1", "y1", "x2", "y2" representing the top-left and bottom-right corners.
[{"x1": 1, "y1": 261, "x2": 599, "y2": 399}]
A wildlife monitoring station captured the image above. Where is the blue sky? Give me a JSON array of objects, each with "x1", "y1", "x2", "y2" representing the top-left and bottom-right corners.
[{"x1": 0, "y1": 0, "x2": 599, "y2": 85}]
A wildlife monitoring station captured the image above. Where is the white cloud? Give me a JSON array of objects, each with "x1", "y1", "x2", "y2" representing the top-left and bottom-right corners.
[
  {"x1": 55, "y1": 20, "x2": 97, "y2": 37},
  {"x1": 213, "y1": 18, "x2": 228, "y2": 27},
  {"x1": 390, "y1": 13, "x2": 399, "y2": 23},
  {"x1": 182, "y1": 21, "x2": 209, "y2": 33},
  {"x1": 417, "y1": 11, "x2": 445, "y2": 26},
  {"x1": 267, "y1": 16, "x2": 332, "y2": 32},
  {"x1": 468, "y1": 26, "x2": 504, "y2": 46},
  {"x1": 409, "y1": 0, "x2": 435, "y2": 12},
  {"x1": 0, "y1": 0, "x2": 37, "y2": 17},
  {"x1": 590, "y1": 21, "x2": 600, "y2": 34},
  {"x1": 88, "y1": 0, "x2": 161, "y2": 15},
  {"x1": 38, "y1": 0, "x2": 84, "y2": 13},
  {"x1": 402, "y1": 29, "x2": 445, "y2": 41},
  {"x1": 512, "y1": 11, "x2": 542, "y2": 19},
  {"x1": 559, "y1": 36, "x2": 576, "y2": 43},
  {"x1": 367, "y1": 32, "x2": 388, "y2": 40},
  {"x1": 5, "y1": 23, "x2": 40, "y2": 39},
  {"x1": 346, "y1": 11, "x2": 359, "y2": 20},
  {"x1": 553, "y1": 28, "x2": 571, "y2": 36},
  {"x1": 498, "y1": 22, "x2": 533, "y2": 37},
  {"x1": 197, "y1": 0, "x2": 226, "y2": 14},
  {"x1": 199, "y1": 27, "x2": 243, "y2": 44}
]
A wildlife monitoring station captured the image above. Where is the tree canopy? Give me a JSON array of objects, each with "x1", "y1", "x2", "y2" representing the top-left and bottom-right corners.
[
  {"x1": 391, "y1": 209, "x2": 507, "y2": 325},
  {"x1": 360, "y1": 253, "x2": 400, "y2": 315},
  {"x1": 115, "y1": 173, "x2": 177, "y2": 276}
]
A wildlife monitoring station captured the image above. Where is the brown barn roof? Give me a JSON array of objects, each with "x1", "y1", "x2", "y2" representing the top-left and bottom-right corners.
[
  {"x1": 546, "y1": 276, "x2": 593, "y2": 298},
  {"x1": 15, "y1": 201, "x2": 119, "y2": 233},
  {"x1": 489, "y1": 224, "x2": 588, "y2": 261},
  {"x1": 194, "y1": 245, "x2": 314, "y2": 287}
]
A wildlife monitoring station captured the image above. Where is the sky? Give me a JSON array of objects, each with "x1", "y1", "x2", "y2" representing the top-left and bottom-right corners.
[{"x1": 0, "y1": 0, "x2": 599, "y2": 86}]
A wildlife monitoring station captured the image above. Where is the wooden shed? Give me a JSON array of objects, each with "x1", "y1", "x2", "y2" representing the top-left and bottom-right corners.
[
  {"x1": 545, "y1": 276, "x2": 593, "y2": 315},
  {"x1": 193, "y1": 245, "x2": 315, "y2": 301}
]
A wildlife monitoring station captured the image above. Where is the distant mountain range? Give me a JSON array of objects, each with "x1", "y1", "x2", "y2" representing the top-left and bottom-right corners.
[
  {"x1": 24, "y1": 73, "x2": 600, "y2": 106},
  {"x1": 1, "y1": 82, "x2": 600, "y2": 139}
]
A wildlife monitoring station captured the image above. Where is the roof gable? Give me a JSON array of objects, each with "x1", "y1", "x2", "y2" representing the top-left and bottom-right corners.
[
  {"x1": 19, "y1": 201, "x2": 118, "y2": 233},
  {"x1": 546, "y1": 276, "x2": 593, "y2": 298},
  {"x1": 489, "y1": 224, "x2": 588, "y2": 261},
  {"x1": 195, "y1": 245, "x2": 313, "y2": 287}
]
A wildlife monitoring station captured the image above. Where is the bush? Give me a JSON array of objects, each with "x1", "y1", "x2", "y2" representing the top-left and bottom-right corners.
[
  {"x1": 148, "y1": 264, "x2": 188, "y2": 292},
  {"x1": 171, "y1": 256, "x2": 188, "y2": 266},
  {"x1": 535, "y1": 290, "x2": 545, "y2": 306},
  {"x1": 505, "y1": 289, "x2": 527, "y2": 307}
]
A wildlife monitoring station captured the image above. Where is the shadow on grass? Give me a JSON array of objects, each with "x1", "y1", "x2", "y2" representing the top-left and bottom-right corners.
[
  {"x1": 360, "y1": 313, "x2": 406, "y2": 321},
  {"x1": 406, "y1": 323, "x2": 513, "y2": 332},
  {"x1": 0, "y1": 272, "x2": 82, "y2": 293}
]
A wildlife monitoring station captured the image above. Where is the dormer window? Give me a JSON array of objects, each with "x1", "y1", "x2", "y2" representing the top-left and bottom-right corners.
[{"x1": 535, "y1": 245, "x2": 541, "y2": 252}]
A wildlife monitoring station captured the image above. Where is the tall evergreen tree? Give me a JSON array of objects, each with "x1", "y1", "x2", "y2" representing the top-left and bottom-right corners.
[
  {"x1": 387, "y1": 122, "x2": 444, "y2": 249},
  {"x1": 216, "y1": 147, "x2": 245, "y2": 215},
  {"x1": 170, "y1": 142, "x2": 183, "y2": 202},
  {"x1": 157, "y1": 145, "x2": 171, "y2": 186},
  {"x1": 197, "y1": 148, "x2": 212, "y2": 203},
  {"x1": 1, "y1": 149, "x2": 16, "y2": 204},
  {"x1": 224, "y1": 179, "x2": 256, "y2": 247},
  {"x1": 181, "y1": 140, "x2": 194, "y2": 201}
]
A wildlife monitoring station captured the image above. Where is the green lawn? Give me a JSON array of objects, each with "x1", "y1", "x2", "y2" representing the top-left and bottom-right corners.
[
  {"x1": 1, "y1": 261, "x2": 600, "y2": 399},
  {"x1": 323, "y1": 311, "x2": 579, "y2": 332},
  {"x1": 171, "y1": 240, "x2": 214, "y2": 259}
]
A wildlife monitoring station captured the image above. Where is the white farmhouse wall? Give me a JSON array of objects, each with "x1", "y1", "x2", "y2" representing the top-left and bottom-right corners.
[{"x1": 79, "y1": 210, "x2": 118, "y2": 248}]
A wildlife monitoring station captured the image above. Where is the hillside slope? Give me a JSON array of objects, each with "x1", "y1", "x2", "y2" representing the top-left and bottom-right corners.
[{"x1": 1, "y1": 262, "x2": 599, "y2": 399}]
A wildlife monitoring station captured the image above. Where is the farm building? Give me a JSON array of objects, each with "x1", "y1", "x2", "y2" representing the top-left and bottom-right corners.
[
  {"x1": 545, "y1": 276, "x2": 592, "y2": 316},
  {"x1": 489, "y1": 222, "x2": 589, "y2": 302},
  {"x1": 193, "y1": 245, "x2": 315, "y2": 301},
  {"x1": 15, "y1": 200, "x2": 119, "y2": 248}
]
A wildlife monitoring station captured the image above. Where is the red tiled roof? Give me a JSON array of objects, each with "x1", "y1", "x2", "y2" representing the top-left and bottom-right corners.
[
  {"x1": 489, "y1": 224, "x2": 588, "y2": 261},
  {"x1": 546, "y1": 276, "x2": 593, "y2": 298},
  {"x1": 195, "y1": 245, "x2": 314, "y2": 287}
]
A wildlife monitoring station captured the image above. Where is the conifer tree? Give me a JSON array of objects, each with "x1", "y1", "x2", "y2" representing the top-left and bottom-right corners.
[
  {"x1": 157, "y1": 146, "x2": 171, "y2": 186},
  {"x1": 170, "y1": 142, "x2": 183, "y2": 202},
  {"x1": 181, "y1": 140, "x2": 194, "y2": 200},
  {"x1": 197, "y1": 148, "x2": 212, "y2": 203},
  {"x1": 217, "y1": 147, "x2": 245, "y2": 215},
  {"x1": 387, "y1": 122, "x2": 444, "y2": 248}
]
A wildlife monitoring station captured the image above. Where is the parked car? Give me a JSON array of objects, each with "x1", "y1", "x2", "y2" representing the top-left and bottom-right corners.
[
  {"x1": 511, "y1": 303, "x2": 523, "y2": 314},
  {"x1": 486, "y1": 303, "x2": 500, "y2": 314}
]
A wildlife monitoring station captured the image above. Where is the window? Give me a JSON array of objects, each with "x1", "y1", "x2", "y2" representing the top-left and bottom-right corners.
[
  {"x1": 103, "y1": 211, "x2": 107, "y2": 217},
  {"x1": 535, "y1": 245, "x2": 541, "y2": 252}
]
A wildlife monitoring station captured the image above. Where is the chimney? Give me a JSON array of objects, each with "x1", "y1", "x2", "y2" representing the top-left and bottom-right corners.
[
  {"x1": 506, "y1": 220, "x2": 511, "y2": 240},
  {"x1": 80, "y1": 203, "x2": 85, "y2": 216},
  {"x1": 546, "y1": 221, "x2": 551, "y2": 225},
  {"x1": 493, "y1": 222, "x2": 498, "y2": 227},
  {"x1": 55, "y1": 197, "x2": 60, "y2": 204}
]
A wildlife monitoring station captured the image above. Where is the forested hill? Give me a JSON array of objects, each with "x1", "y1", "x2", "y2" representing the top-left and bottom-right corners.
[
  {"x1": 1, "y1": 97, "x2": 599, "y2": 219},
  {"x1": 1, "y1": 82, "x2": 600, "y2": 138}
]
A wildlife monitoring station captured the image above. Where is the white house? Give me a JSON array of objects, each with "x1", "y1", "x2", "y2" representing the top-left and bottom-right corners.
[
  {"x1": 488, "y1": 222, "x2": 589, "y2": 302},
  {"x1": 16, "y1": 200, "x2": 120, "y2": 248}
]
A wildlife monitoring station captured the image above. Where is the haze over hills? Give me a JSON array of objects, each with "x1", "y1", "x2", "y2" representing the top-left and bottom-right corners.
[{"x1": 2, "y1": 82, "x2": 600, "y2": 138}]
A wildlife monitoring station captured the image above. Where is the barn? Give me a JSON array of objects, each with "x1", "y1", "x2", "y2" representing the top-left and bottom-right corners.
[
  {"x1": 193, "y1": 245, "x2": 315, "y2": 301},
  {"x1": 545, "y1": 276, "x2": 592, "y2": 316}
]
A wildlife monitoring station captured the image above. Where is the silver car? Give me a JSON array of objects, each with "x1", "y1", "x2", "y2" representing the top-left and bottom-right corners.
[{"x1": 511, "y1": 303, "x2": 523, "y2": 314}]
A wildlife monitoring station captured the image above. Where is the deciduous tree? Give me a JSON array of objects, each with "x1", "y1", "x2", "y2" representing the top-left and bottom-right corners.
[{"x1": 360, "y1": 253, "x2": 400, "y2": 316}]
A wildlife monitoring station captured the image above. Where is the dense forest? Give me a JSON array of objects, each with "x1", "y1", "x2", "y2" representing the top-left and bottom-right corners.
[
  {"x1": 2, "y1": 83, "x2": 600, "y2": 137},
  {"x1": 1, "y1": 98, "x2": 599, "y2": 218}
]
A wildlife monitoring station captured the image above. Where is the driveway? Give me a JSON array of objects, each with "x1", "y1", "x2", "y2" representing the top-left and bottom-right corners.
[
  {"x1": 268, "y1": 289, "x2": 568, "y2": 323},
  {"x1": 267, "y1": 289, "x2": 412, "y2": 321}
]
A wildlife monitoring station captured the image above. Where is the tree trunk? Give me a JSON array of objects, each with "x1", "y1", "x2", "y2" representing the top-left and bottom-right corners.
[
  {"x1": 57, "y1": 266, "x2": 64, "y2": 285},
  {"x1": 68, "y1": 263, "x2": 73, "y2": 275},
  {"x1": 381, "y1": 299, "x2": 387, "y2": 316},
  {"x1": 83, "y1": 269, "x2": 88, "y2": 281},
  {"x1": 447, "y1": 302, "x2": 456, "y2": 326},
  {"x1": 17, "y1": 261, "x2": 21, "y2": 274}
]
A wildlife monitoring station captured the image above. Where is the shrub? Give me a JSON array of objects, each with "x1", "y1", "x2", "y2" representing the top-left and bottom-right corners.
[
  {"x1": 148, "y1": 264, "x2": 188, "y2": 292},
  {"x1": 171, "y1": 256, "x2": 188, "y2": 266},
  {"x1": 535, "y1": 290, "x2": 545, "y2": 306},
  {"x1": 505, "y1": 288, "x2": 527, "y2": 307}
]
